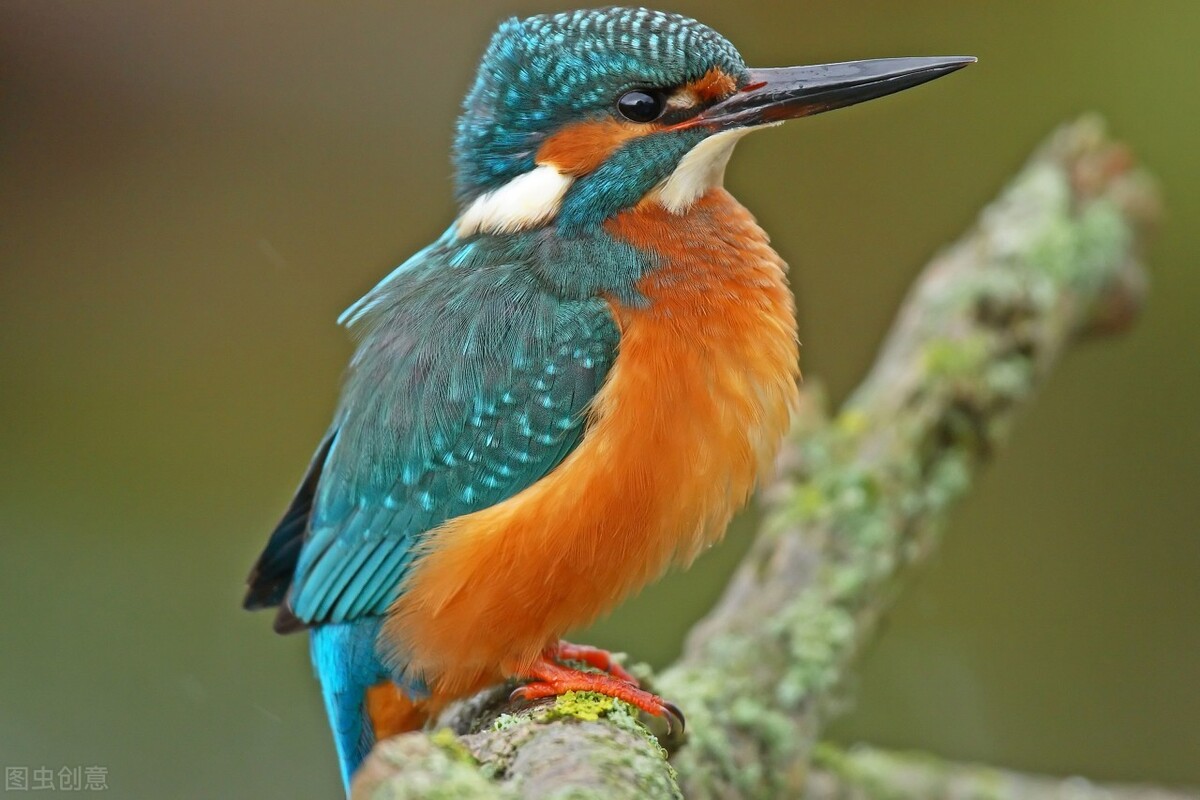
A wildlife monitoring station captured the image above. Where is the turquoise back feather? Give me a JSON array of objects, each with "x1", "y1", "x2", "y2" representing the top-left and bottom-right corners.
[{"x1": 288, "y1": 233, "x2": 631, "y2": 628}]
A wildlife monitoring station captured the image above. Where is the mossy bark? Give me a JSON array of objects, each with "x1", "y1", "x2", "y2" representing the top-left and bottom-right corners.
[{"x1": 805, "y1": 745, "x2": 1195, "y2": 800}]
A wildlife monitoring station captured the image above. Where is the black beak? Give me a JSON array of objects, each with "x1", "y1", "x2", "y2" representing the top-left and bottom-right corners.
[{"x1": 678, "y1": 56, "x2": 975, "y2": 131}]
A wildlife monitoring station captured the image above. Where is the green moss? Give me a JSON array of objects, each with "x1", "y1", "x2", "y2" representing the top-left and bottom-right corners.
[
  {"x1": 1072, "y1": 199, "x2": 1129, "y2": 287},
  {"x1": 923, "y1": 335, "x2": 991, "y2": 381},
  {"x1": 730, "y1": 696, "x2": 795, "y2": 750},
  {"x1": 540, "y1": 788, "x2": 612, "y2": 800},
  {"x1": 603, "y1": 698, "x2": 675, "y2": 764},
  {"x1": 363, "y1": 738, "x2": 508, "y2": 800},
  {"x1": 835, "y1": 408, "x2": 869, "y2": 437},
  {"x1": 429, "y1": 728, "x2": 476, "y2": 765},
  {"x1": 923, "y1": 451, "x2": 972, "y2": 513},
  {"x1": 813, "y1": 744, "x2": 1019, "y2": 800},
  {"x1": 1028, "y1": 198, "x2": 1128, "y2": 292},
  {"x1": 481, "y1": 689, "x2": 680, "y2": 795},
  {"x1": 537, "y1": 691, "x2": 659, "y2": 750},
  {"x1": 1004, "y1": 160, "x2": 1128, "y2": 299},
  {"x1": 771, "y1": 593, "x2": 856, "y2": 709},
  {"x1": 491, "y1": 712, "x2": 525, "y2": 732},
  {"x1": 547, "y1": 691, "x2": 616, "y2": 722},
  {"x1": 786, "y1": 456, "x2": 888, "y2": 532},
  {"x1": 489, "y1": 698, "x2": 684, "y2": 800},
  {"x1": 984, "y1": 357, "x2": 1034, "y2": 401},
  {"x1": 793, "y1": 483, "x2": 830, "y2": 523},
  {"x1": 811, "y1": 744, "x2": 921, "y2": 800}
]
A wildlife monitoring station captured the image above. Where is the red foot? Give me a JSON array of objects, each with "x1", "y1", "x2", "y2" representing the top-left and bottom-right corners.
[
  {"x1": 553, "y1": 641, "x2": 639, "y2": 685},
  {"x1": 510, "y1": 657, "x2": 685, "y2": 733}
]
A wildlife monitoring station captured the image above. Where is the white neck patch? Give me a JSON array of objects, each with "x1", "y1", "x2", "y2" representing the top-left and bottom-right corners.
[
  {"x1": 652, "y1": 128, "x2": 756, "y2": 214},
  {"x1": 456, "y1": 165, "x2": 574, "y2": 237}
]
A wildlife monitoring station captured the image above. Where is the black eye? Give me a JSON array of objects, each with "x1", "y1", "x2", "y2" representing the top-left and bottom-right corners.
[{"x1": 617, "y1": 90, "x2": 666, "y2": 123}]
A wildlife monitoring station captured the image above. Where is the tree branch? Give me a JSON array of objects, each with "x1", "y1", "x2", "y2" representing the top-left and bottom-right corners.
[
  {"x1": 658, "y1": 114, "x2": 1156, "y2": 799},
  {"x1": 805, "y1": 745, "x2": 1198, "y2": 800},
  {"x1": 353, "y1": 117, "x2": 1163, "y2": 800}
]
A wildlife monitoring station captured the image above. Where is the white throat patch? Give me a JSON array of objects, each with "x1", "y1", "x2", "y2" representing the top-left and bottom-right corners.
[
  {"x1": 652, "y1": 128, "x2": 755, "y2": 214},
  {"x1": 456, "y1": 165, "x2": 574, "y2": 237}
]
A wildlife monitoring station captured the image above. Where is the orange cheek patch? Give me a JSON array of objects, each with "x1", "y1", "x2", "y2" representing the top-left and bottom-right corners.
[
  {"x1": 686, "y1": 67, "x2": 738, "y2": 104},
  {"x1": 536, "y1": 118, "x2": 652, "y2": 176}
]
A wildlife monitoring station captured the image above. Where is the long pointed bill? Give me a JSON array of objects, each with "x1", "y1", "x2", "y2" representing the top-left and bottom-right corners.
[{"x1": 678, "y1": 56, "x2": 975, "y2": 131}]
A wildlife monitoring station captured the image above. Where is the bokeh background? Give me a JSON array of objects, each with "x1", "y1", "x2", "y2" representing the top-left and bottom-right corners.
[{"x1": 2, "y1": 1, "x2": 1197, "y2": 797}]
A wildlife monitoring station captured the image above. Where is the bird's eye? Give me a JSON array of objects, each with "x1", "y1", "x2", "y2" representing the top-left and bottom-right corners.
[{"x1": 616, "y1": 90, "x2": 666, "y2": 123}]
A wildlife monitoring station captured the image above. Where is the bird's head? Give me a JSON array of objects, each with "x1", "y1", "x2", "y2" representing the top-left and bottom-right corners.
[{"x1": 453, "y1": 7, "x2": 972, "y2": 237}]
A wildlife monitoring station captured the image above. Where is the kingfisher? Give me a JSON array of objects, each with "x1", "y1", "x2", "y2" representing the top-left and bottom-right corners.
[{"x1": 244, "y1": 6, "x2": 971, "y2": 792}]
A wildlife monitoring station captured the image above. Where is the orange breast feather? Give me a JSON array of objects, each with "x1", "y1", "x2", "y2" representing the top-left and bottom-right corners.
[{"x1": 383, "y1": 188, "x2": 800, "y2": 702}]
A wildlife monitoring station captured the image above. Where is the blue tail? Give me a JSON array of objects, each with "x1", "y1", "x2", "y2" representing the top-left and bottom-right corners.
[{"x1": 310, "y1": 619, "x2": 392, "y2": 794}]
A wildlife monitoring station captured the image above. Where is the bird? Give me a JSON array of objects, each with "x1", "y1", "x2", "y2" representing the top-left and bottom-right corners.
[{"x1": 243, "y1": 6, "x2": 972, "y2": 793}]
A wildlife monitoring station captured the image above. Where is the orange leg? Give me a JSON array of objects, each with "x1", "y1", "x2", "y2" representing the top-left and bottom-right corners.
[
  {"x1": 553, "y1": 641, "x2": 639, "y2": 685},
  {"x1": 511, "y1": 654, "x2": 685, "y2": 733}
]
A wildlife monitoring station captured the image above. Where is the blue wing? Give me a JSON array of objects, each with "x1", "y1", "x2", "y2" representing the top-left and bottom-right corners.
[{"x1": 244, "y1": 231, "x2": 621, "y2": 631}]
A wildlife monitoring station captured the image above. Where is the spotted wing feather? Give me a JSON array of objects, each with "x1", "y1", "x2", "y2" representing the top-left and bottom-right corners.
[{"x1": 244, "y1": 237, "x2": 620, "y2": 631}]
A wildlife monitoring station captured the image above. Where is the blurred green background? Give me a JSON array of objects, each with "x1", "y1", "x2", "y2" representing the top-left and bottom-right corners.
[{"x1": 2, "y1": 1, "x2": 1197, "y2": 797}]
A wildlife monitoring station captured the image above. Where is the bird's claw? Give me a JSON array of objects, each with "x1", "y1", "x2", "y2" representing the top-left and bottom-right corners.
[
  {"x1": 661, "y1": 700, "x2": 686, "y2": 735},
  {"x1": 552, "y1": 641, "x2": 640, "y2": 685},
  {"x1": 510, "y1": 656, "x2": 685, "y2": 734}
]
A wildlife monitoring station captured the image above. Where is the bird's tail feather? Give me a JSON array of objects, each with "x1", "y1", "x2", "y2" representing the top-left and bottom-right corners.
[{"x1": 310, "y1": 620, "x2": 427, "y2": 794}]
